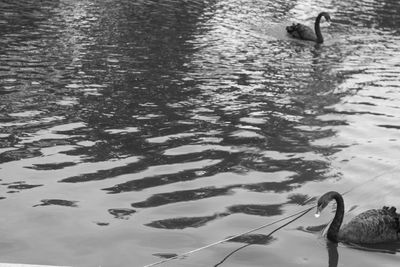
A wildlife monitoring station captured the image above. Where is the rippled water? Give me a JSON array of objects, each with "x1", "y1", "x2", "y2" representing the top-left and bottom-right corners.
[{"x1": 1, "y1": 0, "x2": 400, "y2": 266}]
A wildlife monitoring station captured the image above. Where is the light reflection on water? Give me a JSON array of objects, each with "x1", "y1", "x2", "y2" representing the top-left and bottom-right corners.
[{"x1": 0, "y1": 0, "x2": 400, "y2": 266}]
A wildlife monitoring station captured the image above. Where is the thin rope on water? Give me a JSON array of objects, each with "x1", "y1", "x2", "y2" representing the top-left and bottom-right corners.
[
  {"x1": 143, "y1": 206, "x2": 315, "y2": 267},
  {"x1": 341, "y1": 166, "x2": 400, "y2": 196},
  {"x1": 213, "y1": 206, "x2": 315, "y2": 267},
  {"x1": 143, "y1": 165, "x2": 400, "y2": 267}
]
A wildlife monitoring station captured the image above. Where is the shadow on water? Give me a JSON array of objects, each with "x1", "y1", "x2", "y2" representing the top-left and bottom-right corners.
[
  {"x1": 144, "y1": 193, "x2": 314, "y2": 229},
  {"x1": 326, "y1": 240, "x2": 400, "y2": 267},
  {"x1": 345, "y1": 241, "x2": 400, "y2": 255}
]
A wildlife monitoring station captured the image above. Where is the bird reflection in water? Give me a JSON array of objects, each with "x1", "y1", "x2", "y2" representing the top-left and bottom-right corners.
[{"x1": 327, "y1": 241, "x2": 339, "y2": 267}]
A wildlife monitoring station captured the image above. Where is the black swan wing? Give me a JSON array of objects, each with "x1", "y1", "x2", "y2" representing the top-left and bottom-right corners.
[{"x1": 339, "y1": 209, "x2": 399, "y2": 243}]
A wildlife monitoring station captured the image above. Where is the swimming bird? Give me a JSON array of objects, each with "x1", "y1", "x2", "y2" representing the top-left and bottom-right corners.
[
  {"x1": 316, "y1": 191, "x2": 400, "y2": 244},
  {"x1": 286, "y1": 12, "x2": 331, "y2": 43}
]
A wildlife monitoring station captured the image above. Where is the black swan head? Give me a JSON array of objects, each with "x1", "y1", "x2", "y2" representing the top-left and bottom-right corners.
[
  {"x1": 314, "y1": 12, "x2": 331, "y2": 43},
  {"x1": 319, "y1": 12, "x2": 331, "y2": 23},
  {"x1": 316, "y1": 191, "x2": 335, "y2": 215}
]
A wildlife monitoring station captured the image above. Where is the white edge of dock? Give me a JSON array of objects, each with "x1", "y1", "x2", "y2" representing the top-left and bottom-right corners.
[{"x1": 0, "y1": 264, "x2": 71, "y2": 267}]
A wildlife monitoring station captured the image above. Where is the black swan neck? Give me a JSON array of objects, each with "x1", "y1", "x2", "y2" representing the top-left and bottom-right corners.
[
  {"x1": 327, "y1": 192, "x2": 344, "y2": 242},
  {"x1": 314, "y1": 13, "x2": 325, "y2": 43}
]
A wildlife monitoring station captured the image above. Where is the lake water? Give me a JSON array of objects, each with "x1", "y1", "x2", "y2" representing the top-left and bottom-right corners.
[{"x1": 1, "y1": 0, "x2": 400, "y2": 266}]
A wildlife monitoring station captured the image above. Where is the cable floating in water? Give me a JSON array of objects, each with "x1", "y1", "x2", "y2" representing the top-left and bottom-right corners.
[{"x1": 143, "y1": 206, "x2": 314, "y2": 267}]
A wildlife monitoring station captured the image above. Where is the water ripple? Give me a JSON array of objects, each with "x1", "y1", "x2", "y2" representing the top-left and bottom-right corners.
[{"x1": 1, "y1": 0, "x2": 400, "y2": 266}]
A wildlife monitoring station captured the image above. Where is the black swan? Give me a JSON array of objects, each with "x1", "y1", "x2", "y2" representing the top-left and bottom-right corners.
[
  {"x1": 316, "y1": 191, "x2": 400, "y2": 243},
  {"x1": 286, "y1": 12, "x2": 331, "y2": 43}
]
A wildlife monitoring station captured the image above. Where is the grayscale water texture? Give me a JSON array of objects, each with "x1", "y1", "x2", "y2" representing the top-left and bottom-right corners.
[{"x1": 0, "y1": 0, "x2": 400, "y2": 266}]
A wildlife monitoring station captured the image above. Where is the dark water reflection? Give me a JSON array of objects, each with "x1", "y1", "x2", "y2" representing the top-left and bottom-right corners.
[{"x1": 1, "y1": 0, "x2": 400, "y2": 266}]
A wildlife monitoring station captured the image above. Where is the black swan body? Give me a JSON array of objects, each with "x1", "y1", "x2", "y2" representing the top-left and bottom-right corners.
[
  {"x1": 316, "y1": 191, "x2": 400, "y2": 244},
  {"x1": 286, "y1": 12, "x2": 331, "y2": 43}
]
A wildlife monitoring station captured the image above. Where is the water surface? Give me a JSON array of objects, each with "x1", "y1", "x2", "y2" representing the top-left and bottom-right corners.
[{"x1": 1, "y1": 0, "x2": 400, "y2": 266}]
